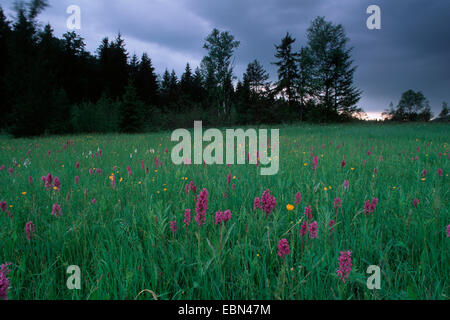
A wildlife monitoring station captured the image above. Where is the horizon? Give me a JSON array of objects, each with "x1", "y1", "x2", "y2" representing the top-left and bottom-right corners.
[{"x1": 0, "y1": 0, "x2": 449, "y2": 116}]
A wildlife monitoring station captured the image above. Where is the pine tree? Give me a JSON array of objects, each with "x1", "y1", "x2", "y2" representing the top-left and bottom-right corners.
[
  {"x1": 180, "y1": 62, "x2": 193, "y2": 99},
  {"x1": 135, "y1": 52, "x2": 159, "y2": 106},
  {"x1": 97, "y1": 33, "x2": 129, "y2": 98},
  {"x1": 273, "y1": 32, "x2": 299, "y2": 107},
  {"x1": 244, "y1": 59, "x2": 269, "y2": 96},
  {"x1": 192, "y1": 67, "x2": 205, "y2": 104},
  {"x1": 120, "y1": 79, "x2": 145, "y2": 132},
  {"x1": 0, "y1": 7, "x2": 11, "y2": 122},
  {"x1": 438, "y1": 101, "x2": 449, "y2": 119},
  {"x1": 129, "y1": 53, "x2": 139, "y2": 79},
  {"x1": 306, "y1": 17, "x2": 362, "y2": 121}
]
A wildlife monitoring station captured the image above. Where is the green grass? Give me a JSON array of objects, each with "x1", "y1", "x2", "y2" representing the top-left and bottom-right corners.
[{"x1": 0, "y1": 123, "x2": 448, "y2": 300}]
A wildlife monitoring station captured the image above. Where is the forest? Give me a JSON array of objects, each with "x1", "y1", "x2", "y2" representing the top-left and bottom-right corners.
[{"x1": 0, "y1": 0, "x2": 441, "y2": 137}]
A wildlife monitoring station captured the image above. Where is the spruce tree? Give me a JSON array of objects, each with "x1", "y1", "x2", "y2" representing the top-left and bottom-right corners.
[
  {"x1": 306, "y1": 17, "x2": 361, "y2": 121},
  {"x1": 120, "y1": 79, "x2": 145, "y2": 132},
  {"x1": 135, "y1": 52, "x2": 159, "y2": 106},
  {"x1": 273, "y1": 32, "x2": 299, "y2": 107}
]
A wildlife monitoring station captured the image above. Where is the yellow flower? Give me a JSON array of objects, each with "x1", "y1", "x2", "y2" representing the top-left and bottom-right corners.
[
  {"x1": 53, "y1": 186, "x2": 58, "y2": 190},
  {"x1": 163, "y1": 188, "x2": 167, "y2": 192},
  {"x1": 286, "y1": 204, "x2": 294, "y2": 211},
  {"x1": 328, "y1": 186, "x2": 332, "y2": 190},
  {"x1": 351, "y1": 168, "x2": 355, "y2": 171},
  {"x1": 22, "y1": 192, "x2": 27, "y2": 195},
  {"x1": 421, "y1": 178, "x2": 426, "y2": 181},
  {"x1": 324, "y1": 187, "x2": 328, "y2": 191},
  {"x1": 257, "y1": 253, "x2": 260, "y2": 257},
  {"x1": 154, "y1": 170, "x2": 158, "y2": 173},
  {"x1": 120, "y1": 178, "x2": 123, "y2": 182},
  {"x1": 304, "y1": 163, "x2": 308, "y2": 167}
]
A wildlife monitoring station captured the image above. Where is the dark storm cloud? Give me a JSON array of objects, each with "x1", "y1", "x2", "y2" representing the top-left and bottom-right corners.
[{"x1": 1, "y1": 0, "x2": 449, "y2": 116}]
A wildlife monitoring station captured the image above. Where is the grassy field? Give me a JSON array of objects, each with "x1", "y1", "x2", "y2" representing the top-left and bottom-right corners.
[{"x1": 0, "y1": 123, "x2": 448, "y2": 300}]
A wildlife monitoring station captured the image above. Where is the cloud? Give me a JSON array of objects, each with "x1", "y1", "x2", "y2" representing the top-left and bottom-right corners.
[{"x1": 0, "y1": 0, "x2": 448, "y2": 114}]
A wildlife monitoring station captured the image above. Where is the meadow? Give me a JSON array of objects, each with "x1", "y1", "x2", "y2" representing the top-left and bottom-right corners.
[{"x1": 0, "y1": 123, "x2": 448, "y2": 300}]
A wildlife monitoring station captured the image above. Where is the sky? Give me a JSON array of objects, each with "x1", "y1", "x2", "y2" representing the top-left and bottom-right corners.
[{"x1": 1, "y1": 0, "x2": 449, "y2": 119}]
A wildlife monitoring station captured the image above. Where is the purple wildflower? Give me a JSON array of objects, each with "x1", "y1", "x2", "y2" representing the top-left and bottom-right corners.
[
  {"x1": 51, "y1": 203, "x2": 62, "y2": 217},
  {"x1": 308, "y1": 221, "x2": 318, "y2": 239},
  {"x1": 195, "y1": 189, "x2": 209, "y2": 227},
  {"x1": 312, "y1": 156, "x2": 318, "y2": 171},
  {"x1": 261, "y1": 189, "x2": 276, "y2": 216},
  {"x1": 184, "y1": 209, "x2": 191, "y2": 226},
  {"x1": 277, "y1": 239, "x2": 290, "y2": 258},
  {"x1": 25, "y1": 221, "x2": 35, "y2": 240},
  {"x1": 0, "y1": 262, "x2": 12, "y2": 300},
  {"x1": 170, "y1": 221, "x2": 178, "y2": 233},
  {"x1": 344, "y1": 180, "x2": 349, "y2": 190},
  {"x1": 294, "y1": 192, "x2": 302, "y2": 205},
  {"x1": 253, "y1": 197, "x2": 261, "y2": 210},
  {"x1": 304, "y1": 205, "x2": 313, "y2": 221},
  {"x1": 53, "y1": 176, "x2": 61, "y2": 190},
  {"x1": 337, "y1": 250, "x2": 352, "y2": 283},
  {"x1": 329, "y1": 220, "x2": 335, "y2": 234},
  {"x1": 333, "y1": 198, "x2": 342, "y2": 209},
  {"x1": 300, "y1": 221, "x2": 308, "y2": 237}
]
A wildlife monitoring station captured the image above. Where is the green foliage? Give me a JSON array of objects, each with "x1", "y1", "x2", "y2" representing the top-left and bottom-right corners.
[
  {"x1": 201, "y1": 28, "x2": 240, "y2": 121},
  {"x1": 119, "y1": 79, "x2": 146, "y2": 133},
  {"x1": 71, "y1": 95, "x2": 120, "y2": 133},
  {"x1": 305, "y1": 17, "x2": 362, "y2": 121},
  {"x1": 0, "y1": 123, "x2": 448, "y2": 299},
  {"x1": 385, "y1": 90, "x2": 433, "y2": 122},
  {"x1": 273, "y1": 32, "x2": 299, "y2": 106}
]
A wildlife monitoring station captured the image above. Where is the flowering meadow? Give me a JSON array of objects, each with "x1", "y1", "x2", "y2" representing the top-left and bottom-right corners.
[{"x1": 0, "y1": 123, "x2": 449, "y2": 300}]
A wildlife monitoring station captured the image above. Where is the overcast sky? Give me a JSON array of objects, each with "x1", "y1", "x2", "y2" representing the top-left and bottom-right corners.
[{"x1": 1, "y1": 0, "x2": 449, "y2": 118}]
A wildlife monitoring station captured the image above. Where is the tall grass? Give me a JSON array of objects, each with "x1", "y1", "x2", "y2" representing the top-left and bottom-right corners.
[{"x1": 0, "y1": 123, "x2": 448, "y2": 299}]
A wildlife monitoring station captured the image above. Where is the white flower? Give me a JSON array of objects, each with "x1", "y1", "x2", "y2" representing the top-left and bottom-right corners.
[{"x1": 23, "y1": 159, "x2": 31, "y2": 168}]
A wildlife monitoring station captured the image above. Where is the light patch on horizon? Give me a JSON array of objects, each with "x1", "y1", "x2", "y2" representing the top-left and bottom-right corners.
[{"x1": 365, "y1": 112, "x2": 384, "y2": 120}]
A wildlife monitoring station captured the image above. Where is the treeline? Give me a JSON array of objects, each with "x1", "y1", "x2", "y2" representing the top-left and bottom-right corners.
[
  {"x1": 0, "y1": 1, "x2": 364, "y2": 137},
  {"x1": 382, "y1": 90, "x2": 449, "y2": 122}
]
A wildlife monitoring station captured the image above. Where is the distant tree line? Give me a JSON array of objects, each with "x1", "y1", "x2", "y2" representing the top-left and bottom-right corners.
[
  {"x1": 1, "y1": 1, "x2": 366, "y2": 137},
  {"x1": 382, "y1": 90, "x2": 448, "y2": 122}
]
